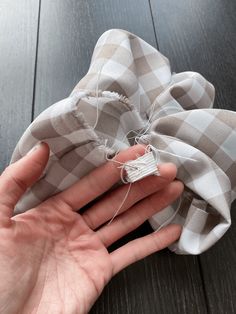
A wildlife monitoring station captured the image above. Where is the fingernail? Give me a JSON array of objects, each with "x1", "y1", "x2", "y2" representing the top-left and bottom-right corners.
[{"x1": 26, "y1": 142, "x2": 43, "y2": 155}]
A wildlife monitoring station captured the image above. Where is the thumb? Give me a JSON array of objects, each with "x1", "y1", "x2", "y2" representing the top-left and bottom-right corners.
[{"x1": 0, "y1": 142, "x2": 49, "y2": 222}]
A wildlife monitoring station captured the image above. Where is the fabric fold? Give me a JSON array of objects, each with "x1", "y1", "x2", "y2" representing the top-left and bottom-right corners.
[{"x1": 11, "y1": 29, "x2": 236, "y2": 254}]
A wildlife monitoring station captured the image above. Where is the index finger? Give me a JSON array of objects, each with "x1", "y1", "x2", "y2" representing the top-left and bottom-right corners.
[{"x1": 53, "y1": 144, "x2": 148, "y2": 210}]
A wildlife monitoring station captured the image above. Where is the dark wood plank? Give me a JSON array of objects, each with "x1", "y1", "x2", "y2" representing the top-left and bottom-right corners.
[
  {"x1": 0, "y1": 0, "x2": 40, "y2": 171},
  {"x1": 199, "y1": 202, "x2": 236, "y2": 314},
  {"x1": 150, "y1": 0, "x2": 236, "y2": 111},
  {"x1": 150, "y1": 0, "x2": 236, "y2": 313},
  {"x1": 34, "y1": 0, "x2": 157, "y2": 116},
  {"x1": 35, "y1": 1, "x2": 208, "y2": 313}
]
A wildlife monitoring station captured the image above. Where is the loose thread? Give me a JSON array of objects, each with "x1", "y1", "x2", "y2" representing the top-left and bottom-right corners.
[
  {"x1": 152, "y1": 148, "x2": 198, "y2": 163},
  {"x1": 100, "y1": 93, "x2": 157, "y2": 155},
  {"x1": 154, "y1": 193, "x2": 183, "y2": 232},
  {"x1": 92, "y1": 62, "x2": 159, "y2": 159},
  {"x1": 107, "y1": 182, "x2": 132, "y2": 225},
  {"x1": 154, "y1": 190, "x2": 207, "y2": 232},
  {"x1": 126, "y1": 100, "x2": 157, "y2": 141}
]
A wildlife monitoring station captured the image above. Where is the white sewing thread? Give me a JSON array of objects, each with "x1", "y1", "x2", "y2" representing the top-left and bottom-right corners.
[
  {"x1": 150, "y1": 148, "x2": 197, "y2": 163},
  {"x1": 154, "y1": 194, "x2": 183, "y2": 233},
  {"x1": 135, "y1": 136, "x2": 198, "y2": 163},
  {"x1": 105, "y1": 144, "x2": 160, "y2": 225},
  {"x1": 114, "y1": 99, "x2": 157, "y2": 146},
  {"x1": 127, "y1": 100, "x2": 157, "y2": 140},
  {"x1": 122, "y1": 147, "x2": 160, "y2": 183},
  {"x1": 105, "y1": 144, "x2": 160, "y2": 183},
  {"x1": 98, "y1": 95, "x2": 157, "y2": 155},
  {"x1": 107, "y1": 182, "x2": 132, "y2": 226}
]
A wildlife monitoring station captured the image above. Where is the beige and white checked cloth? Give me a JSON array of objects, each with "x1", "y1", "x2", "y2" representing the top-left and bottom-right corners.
[{"x1": 11, "y1": 29, "x2": 236, "y2": 255}]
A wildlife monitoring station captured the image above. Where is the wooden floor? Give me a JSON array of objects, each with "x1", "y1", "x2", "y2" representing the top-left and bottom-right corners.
[{"x1": 1, "y1": 1, "x2": 236, "y2": 313}]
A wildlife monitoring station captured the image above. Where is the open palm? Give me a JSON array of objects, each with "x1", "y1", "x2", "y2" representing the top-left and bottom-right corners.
[{"x1": 0, "y1": 143, "x2": 183, "y2": 314}]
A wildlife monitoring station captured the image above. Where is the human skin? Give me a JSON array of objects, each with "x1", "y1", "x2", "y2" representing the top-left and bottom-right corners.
[{"x1": 0, "y1": 142, "x2": 183, "y2": 313}]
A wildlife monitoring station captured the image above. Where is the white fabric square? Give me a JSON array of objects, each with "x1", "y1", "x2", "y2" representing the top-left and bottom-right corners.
[{"x1": 185, "y1": 110, "x2": 215, "y2": 132}]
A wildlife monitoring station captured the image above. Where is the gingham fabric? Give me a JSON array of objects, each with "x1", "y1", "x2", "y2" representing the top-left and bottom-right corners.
[{"x1": 11, "y1": 29, "x2": 236, "y2": 255}]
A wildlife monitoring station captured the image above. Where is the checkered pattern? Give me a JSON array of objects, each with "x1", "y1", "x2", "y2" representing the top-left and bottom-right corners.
[{"x1": 10, "y1": 29, "x2": 236, "y2": 255}]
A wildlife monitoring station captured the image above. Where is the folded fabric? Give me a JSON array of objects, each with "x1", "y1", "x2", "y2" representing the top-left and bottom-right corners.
[{"x1": 11, "y1": 29, "x2": 236, "y2": 255}]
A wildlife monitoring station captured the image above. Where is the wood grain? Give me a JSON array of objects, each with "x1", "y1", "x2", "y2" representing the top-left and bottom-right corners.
[
  {"x1": 199, "y1": 202, "x2": 236, "y2": 314},
  {"x1": 0, "y1": 0, "x2": 40, "y2": 171},
  {"x1": 150, "y1": 0, "x2": 236, "y2": 111},
  {"x1": 34, "y1": 0, "x2": 158, "y2": 116}
]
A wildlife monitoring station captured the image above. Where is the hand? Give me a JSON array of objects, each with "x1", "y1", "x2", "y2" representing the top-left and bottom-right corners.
[{"x1": 0, "y1": 142, "x2": 183, "y2": 314}]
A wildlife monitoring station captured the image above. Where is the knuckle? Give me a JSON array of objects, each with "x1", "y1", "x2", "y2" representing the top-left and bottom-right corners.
[
  {"x1": 30, "y1": 158, "x2": 45, "y2": 173},
  {"x1": 82, "y1": 211, "x2": 95, "y2": 229},
  {"x1": 152, "y1": 233, "x2": 164, "y2": 251},
  {"x1": 11, "y1": 175, "x2": 27, "y2": 192},
  {"x1": 3, "y1": 167, "x2": 27, "y2": 193}
]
